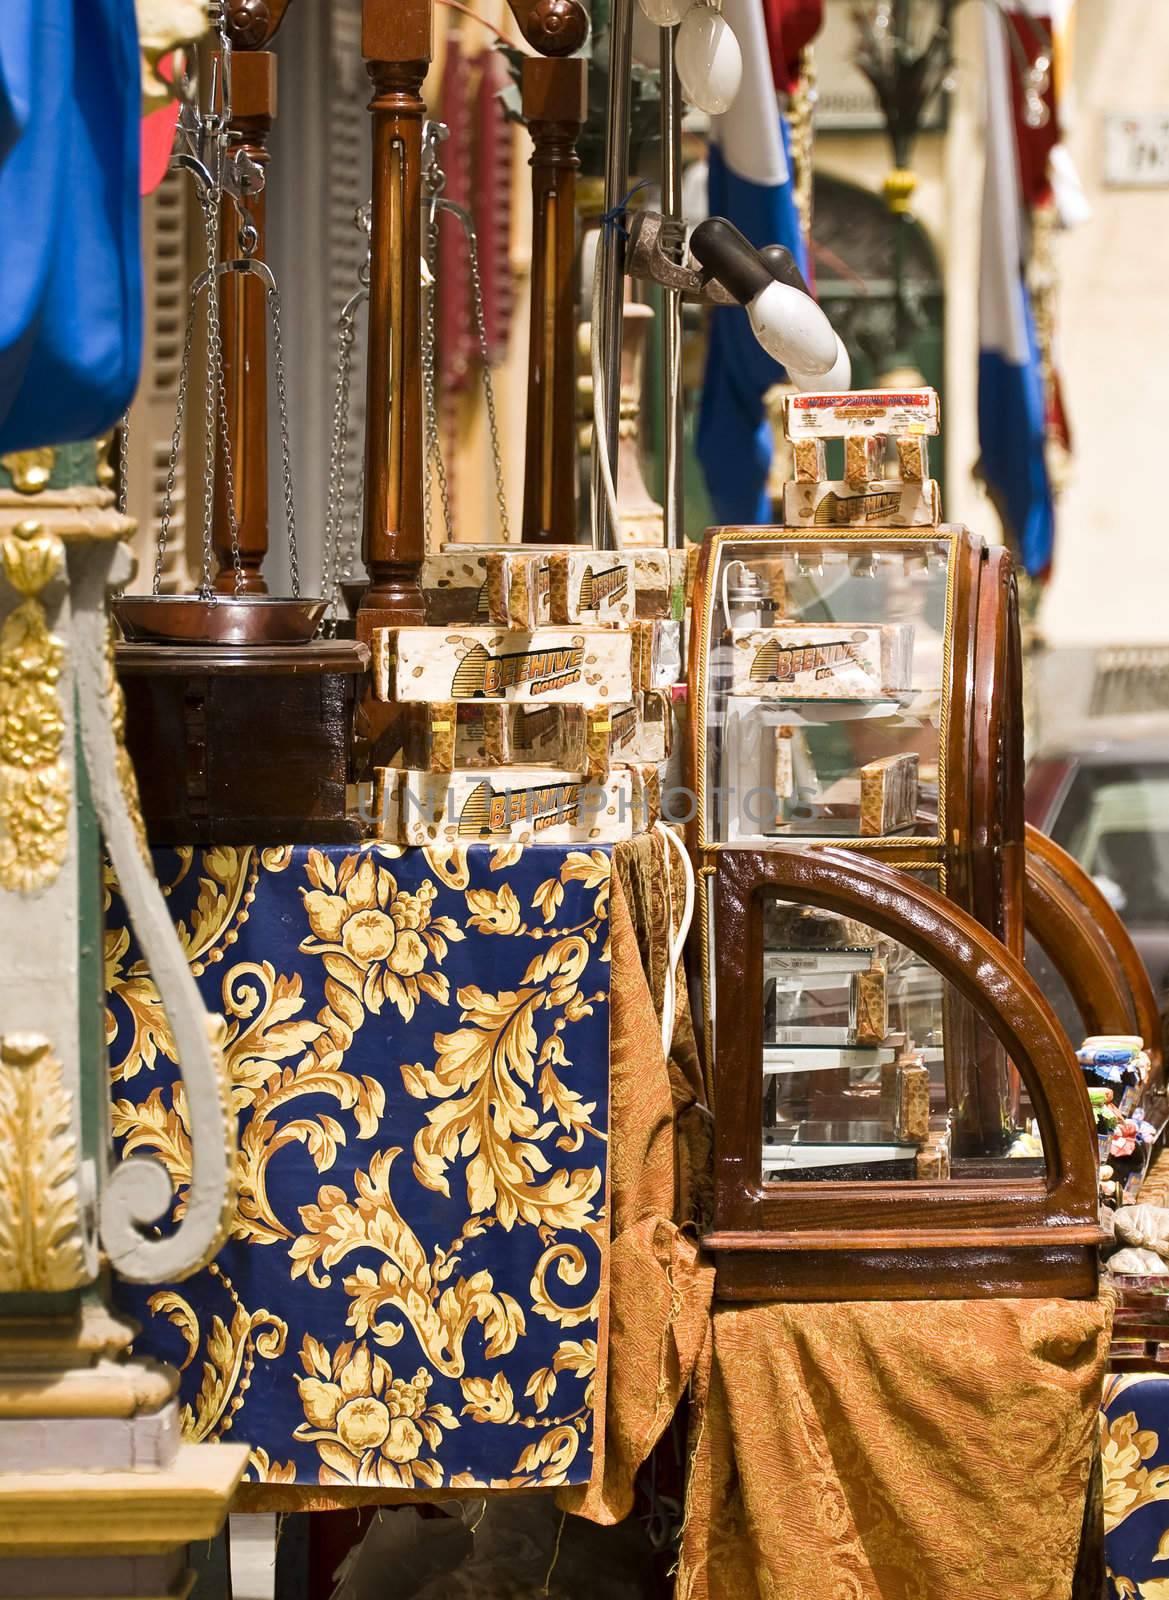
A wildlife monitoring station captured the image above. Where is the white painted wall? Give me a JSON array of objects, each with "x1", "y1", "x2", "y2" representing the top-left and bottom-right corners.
[{"x1": 1040, "y1": 0, "x2": 1169, "y2": 647}]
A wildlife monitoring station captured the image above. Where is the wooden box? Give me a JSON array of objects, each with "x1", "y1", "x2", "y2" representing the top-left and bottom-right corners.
[{"x1": 117, "y1": 641, "x2": 368, "y2": 844}]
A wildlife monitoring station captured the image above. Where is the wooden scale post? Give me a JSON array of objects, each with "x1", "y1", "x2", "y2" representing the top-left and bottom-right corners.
[{"x1": 116, "y1": 2, "x2": 368, "y2": 845}]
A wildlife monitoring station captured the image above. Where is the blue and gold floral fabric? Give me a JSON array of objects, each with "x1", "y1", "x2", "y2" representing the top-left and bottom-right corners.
[
  {"x1": 1103, "y1": 1373, "x2": 1169, "y2": 1598},
  {"x1": 105, "y1": 842, "x2": 612, "y2": 1494}
]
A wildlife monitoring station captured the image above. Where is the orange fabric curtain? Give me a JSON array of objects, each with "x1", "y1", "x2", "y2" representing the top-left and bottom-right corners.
[{"x1": 678, "y1": 1295, "x2": 1111, "y2": 1599}]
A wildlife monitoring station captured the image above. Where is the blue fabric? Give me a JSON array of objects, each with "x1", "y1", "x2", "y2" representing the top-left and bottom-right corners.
[
  {"x1": 106, "y1": 842, "x2": 613, "y2": 1493},
  {"x1": 977, "y1": 289, "x2": 1054, "y2": 578},
  {"x1": 0, "y1": 0, "x2": 142, "y2": 450},
  {"x1": 1102, "y1": 1372, "x2": 1169, "y2": 1596},
  {"x1": 697, "y1": 122, "x2": 809, "y2": 527}
]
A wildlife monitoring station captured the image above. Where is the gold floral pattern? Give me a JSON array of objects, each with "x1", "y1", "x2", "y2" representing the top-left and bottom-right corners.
[
  {"x1": 107, "y1": 842, "x2": 611, "y2": 1490},
  {"x1": 148, "y1": 1262, "x2": 288, "y2": 1443},
  {"x1": 295, "y1": 1337, "x2": 459, "y2": 1489}
]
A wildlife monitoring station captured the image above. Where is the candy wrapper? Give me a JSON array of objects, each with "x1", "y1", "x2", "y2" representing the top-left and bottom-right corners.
[
  {"x1": 373, "y1": 764, "x2": 659, "y2": 846},
  {"x1": 728, "y1": 623, "x2": 914, "y2": 700}
]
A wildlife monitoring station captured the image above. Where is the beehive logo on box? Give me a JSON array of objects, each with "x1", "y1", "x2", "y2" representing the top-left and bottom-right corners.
[
  {"x1": 451, "y1": 642, "x2": 585, "y2": 698},
  {"x1": 577, "y1": 562, "x2": 628, "y2": 613}
]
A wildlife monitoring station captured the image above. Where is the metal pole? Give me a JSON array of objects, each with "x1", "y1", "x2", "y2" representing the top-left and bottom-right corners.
[
  {"x1": 591, "y1": 0, "x2": 635, "y2": 550},
  {"x1": 660, "y1": 23, "x2": 685, "y2": 550}
]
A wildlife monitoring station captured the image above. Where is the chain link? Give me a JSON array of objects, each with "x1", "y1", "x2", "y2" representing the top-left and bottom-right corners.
[
  {"x1": 267, "y1": 282, "x2": 300, "y2": 598},
  {"x1": 320, "y1": 308, "x2": 357, "y2": 634},
  {"x1": 116, "y1": 411, "x2": 130, "y2": 517},
  {"x1": 466, "y1": 223, "x2": 511, "y2": 542},
  {"x1": 420, "y1": 123, "x2": 511, "y2": 544},
  {"x1": 422, "y1": 206, "x2": 454, "y2": 546},
  {"x1": 199, "y1": 192, "x2": 244, "y2": 597},
  {"x1": 154, "y1": 294, "x2": 199, "y2": 594}
]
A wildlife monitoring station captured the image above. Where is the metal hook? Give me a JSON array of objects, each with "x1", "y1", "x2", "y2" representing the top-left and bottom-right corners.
[{"x1": 191, "y1": 256, "x2": 278, "y2": 298}]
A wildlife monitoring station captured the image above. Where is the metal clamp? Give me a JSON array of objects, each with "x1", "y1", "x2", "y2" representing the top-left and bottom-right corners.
[{"x1": 625, "y1": 210, "x2": 737, "y2": 306}]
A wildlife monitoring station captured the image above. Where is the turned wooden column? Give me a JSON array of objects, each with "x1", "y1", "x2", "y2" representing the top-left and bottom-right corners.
[
  {"x1": 357, "y1": 0, "x2": 431, "y2": 635},
  {"x1": 521, "y1": 57, "x2": 587, "y2": 546},
  {"x1": 212, "y1": 47, "x2": 276, "y2": 593}
]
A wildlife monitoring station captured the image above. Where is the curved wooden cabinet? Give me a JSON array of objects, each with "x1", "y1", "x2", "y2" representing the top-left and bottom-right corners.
[
  {"x1": 705, "y1": 848, "x2": 1100, "y2": 1302},
  {"x1": 1025, "y1": 821, "x2": 1162, "y2": 1079}
]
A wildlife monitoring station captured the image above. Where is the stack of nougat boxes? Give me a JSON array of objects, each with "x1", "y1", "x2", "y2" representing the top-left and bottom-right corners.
[
  {"x1": 781, "y1": 387, "x2": 941, "y2": 530},
  {"x1": 369, "y1": 543, "x2": 690, "y2": 846}
]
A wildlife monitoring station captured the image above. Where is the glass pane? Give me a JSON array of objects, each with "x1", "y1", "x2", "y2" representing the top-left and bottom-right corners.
[
  {"x1": 703, "y1": 536, "x2": 952, "y2": 845},
  {"x1": 758, "y1": 892, "x2": 1044, "y2": 1183}
]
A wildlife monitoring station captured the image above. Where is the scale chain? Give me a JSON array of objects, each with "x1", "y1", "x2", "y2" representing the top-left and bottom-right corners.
[
  {"x1": 154, "y1": 293, "x2": 199, "y2": 595},
  {"x1": 320, "y1": 306, "x2": 357, "y2": 635},
  {"x1": 423, "y1": 206, "x2": 454, "y2": 547},
  {"x1": 200, "y1": 192, "x2": 244, "y2": 597},
  {"x1": 267, "y1": 281, "x2": 300, "y2": 598},
  {"x1": 466, "y1": 223, "x2": 510, "y2": 542}
]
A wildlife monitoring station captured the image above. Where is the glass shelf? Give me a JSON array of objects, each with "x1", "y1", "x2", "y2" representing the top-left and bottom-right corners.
[{"x1": 752, "y1": 889, "x2": 1031, "y2": 1184}]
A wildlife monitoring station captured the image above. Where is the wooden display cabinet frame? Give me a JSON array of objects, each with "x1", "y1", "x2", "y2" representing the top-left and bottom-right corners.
[
  {"x1": 1024, "y1": 822, "x2": 1163, "y2": 1080},
  {"x1": 705, "y1": 846, "x2": 1100, "y2": 1301}
]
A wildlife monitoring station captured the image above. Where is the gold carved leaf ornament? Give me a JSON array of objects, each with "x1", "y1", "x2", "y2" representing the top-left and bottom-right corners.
[
  {"x1": 0, "y1": 1035, "x2": 87, "y2": 1291},
  {"x1": 0, "y1": 521, "x2": 69, "y2": 895}
]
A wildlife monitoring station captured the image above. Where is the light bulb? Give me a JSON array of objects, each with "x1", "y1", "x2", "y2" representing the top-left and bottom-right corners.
[
  {"x1": 676, "y1": 5, "x2": 742, "y2": 116},
  {"x1": 638, "y1": 0, "x2": 695, "y2": 26},
  {"x1": 690, "y1": 217, "x2": 838, "y2": 374},
  {"x1": 789, "y1": 334, "x2": 852, "y2": 394},
  {"x1": 747, "y1": 281, "x2": 838, "y2": 372}
]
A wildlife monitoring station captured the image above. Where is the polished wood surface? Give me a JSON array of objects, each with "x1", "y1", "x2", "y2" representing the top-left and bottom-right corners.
[
  {"x1": 117, "y1": 641, "x2": 368, "y2": 844},
  {"x1": 1025, "y1": 852, "x2": 1137, "y2": 1039},
  {"x1": 213, "y1": 48, "x2": 276, "y2": 594},
  {"x1": 503, "y1": 0, "x2": 589, "y2": 55},
  {"x1": 1026, "y1": 821, "x2": 1163, "y2": 1077},
  {"x1": 521, "y1": 57, "x2": 587, "y2": 545},
  {"x1": 358, "y1": 0, "x2": 432, "y2": 635},
  {"x1": 708, "y1": 847, "x2": 1099, "y2": 1301},
  {"x1": 223, "y1": 0, "x2": 293, "y2": 48}
]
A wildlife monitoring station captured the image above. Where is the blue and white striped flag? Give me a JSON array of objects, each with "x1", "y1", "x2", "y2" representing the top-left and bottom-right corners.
[
  {"x1": 978, "y1": 8, "x2": 1055, "y2": 576},
  {"x1": 697, "y1": 0, "x2": 809, "y2": 526}
]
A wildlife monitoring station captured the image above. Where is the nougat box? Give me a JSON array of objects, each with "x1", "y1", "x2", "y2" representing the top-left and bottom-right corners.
[
  {"x1": 397, "y1": 695, "x2": 672, "y2": 774},
  {"x1": 425, "y1": 543, "x2": 681, "y2": 628},
  {"x1": 727, "y1": 623, "x2": 914, "y2": 699},
  {"x1": 783, "y1": 479, "x2": 941, "y2": 529},
  {"x1": 859, "y1": 753, "x2": 919, "y2": 837},
  {"x1": 373, "y1": 626, "x2": 638, "y2": 705},
  {"x1": 422, "y1": 547, "x2": 492, "y2": 624},
  {"x1": 373, "y1": 764, "x2": 659, "y2": 845},
  {"x1": 784, "y1": 388, "x2": 940, "y2": 441}
]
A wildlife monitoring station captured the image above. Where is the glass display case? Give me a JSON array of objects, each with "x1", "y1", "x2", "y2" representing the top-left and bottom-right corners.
[
  {"x1": 693, "y1": 531, "x2": 951, "y2": 852},
  {"x1": 688, "y1": 526, "x2": 1098, "y2": 1301}
]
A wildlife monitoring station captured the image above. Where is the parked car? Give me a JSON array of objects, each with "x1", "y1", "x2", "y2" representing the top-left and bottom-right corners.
[{"x1": 1026, "y1": 721, "x2": 1169, "y2": 1009}]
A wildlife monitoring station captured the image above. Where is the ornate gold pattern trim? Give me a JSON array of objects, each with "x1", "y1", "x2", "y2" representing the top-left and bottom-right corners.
[
  {"x1": 0, "y1": 520, "x2": 69, "y2": 893},
  {"x1": 1, "y1": 447, "x2": 57, "y2": 496},
  {"x1": 0, "y1": 1034, "x2": 87, "y2": 1292}
]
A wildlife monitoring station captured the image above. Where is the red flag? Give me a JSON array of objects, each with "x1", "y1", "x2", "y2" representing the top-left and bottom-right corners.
[
  {"x1": 761, "y1": 0, "x2": 824, "y2": 94},
  {"x1": 1005, "y1": 11, "x2": 1060, "y2": 206},
  {"x1": 141, "y1": 53, "x2": 180, "y2": 197}
]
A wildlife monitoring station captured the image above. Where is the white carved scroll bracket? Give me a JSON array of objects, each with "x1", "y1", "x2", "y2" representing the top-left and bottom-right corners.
[{"x1": 69, "y1": 535, "x2": 236, "y2": 1285}]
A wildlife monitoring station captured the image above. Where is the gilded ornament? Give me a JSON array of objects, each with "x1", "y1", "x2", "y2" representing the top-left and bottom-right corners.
[
  {"x1": 1, "y1": 447, "x2": 56, "y2": 496},
  {"x1": 0, "y1": 523, "x2": 69, "y2": 894},
  {"x1": 0, "y1": 1034, "x2": 87, "y2": 1292},
  {"x1": 883, "y1": 167, "x2": 918, "y2": 215},
  {"x1": 2, "y1": 519, "x2": 65, "y2": 596}
]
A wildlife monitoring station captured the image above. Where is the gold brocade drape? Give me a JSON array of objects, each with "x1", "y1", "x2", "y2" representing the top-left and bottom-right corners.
[
  {"x1": 557, "y1": 832, "x2": 716, "y2": 1525},
  {"x1": 677, "y1": 1294, "x2": 1112, "y2": 1600}
]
